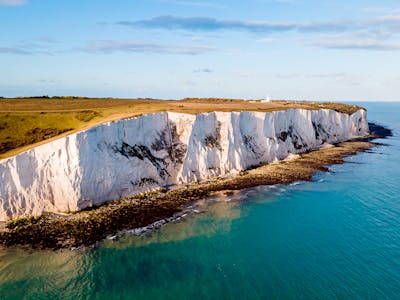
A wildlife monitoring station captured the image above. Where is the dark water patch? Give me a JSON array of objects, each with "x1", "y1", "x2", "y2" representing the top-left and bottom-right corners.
[{"x1": 368, "y1": 122, "x2": 393, "y2": 139}]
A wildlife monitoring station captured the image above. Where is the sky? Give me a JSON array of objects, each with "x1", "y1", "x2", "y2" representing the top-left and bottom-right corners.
[{"x1": 1, "y1": 0, "x2": 400, "y2": 101}]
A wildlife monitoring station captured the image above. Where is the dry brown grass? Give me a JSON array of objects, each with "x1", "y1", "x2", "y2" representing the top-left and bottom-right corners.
[{"x1": 0, "y1": 97, "x2": 364, "y2": 159}]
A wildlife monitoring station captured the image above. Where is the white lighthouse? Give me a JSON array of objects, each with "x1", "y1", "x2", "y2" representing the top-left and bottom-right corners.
[{"x1": 262, "y1": 95, "x2": 271, "y2": 103}]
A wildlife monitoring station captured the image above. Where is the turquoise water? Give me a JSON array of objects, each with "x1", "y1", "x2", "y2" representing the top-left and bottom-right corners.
[{"x1": 1, "y1": 102, "x2": 399, "y2": 299}]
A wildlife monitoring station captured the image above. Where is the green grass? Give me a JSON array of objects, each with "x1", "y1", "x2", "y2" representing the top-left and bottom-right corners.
[{"x1": 0, "y1": 110, "x2": 102, "y2": 157}]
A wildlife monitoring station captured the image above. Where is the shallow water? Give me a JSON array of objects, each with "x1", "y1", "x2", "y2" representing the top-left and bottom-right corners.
[{"x1": 1, "y1": 102, "x2": 399, "y2": 299}]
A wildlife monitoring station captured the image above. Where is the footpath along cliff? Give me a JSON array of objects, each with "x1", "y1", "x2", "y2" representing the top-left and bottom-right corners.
[{"x1": 0, "y1": 108, "x2": 369, "y2": 221}]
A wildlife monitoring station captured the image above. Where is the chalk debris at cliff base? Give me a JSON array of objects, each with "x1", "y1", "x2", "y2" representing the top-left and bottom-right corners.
[
  {"x1": 0, "y1": 109, "x2": 369, "y2": 221},
  {"x1": 0, "y1": 132, "x2": 389, "y2": 249}
]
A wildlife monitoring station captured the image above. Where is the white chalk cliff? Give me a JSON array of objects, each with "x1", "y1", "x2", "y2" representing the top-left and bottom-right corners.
[{"x1": 0, "y1": 109, "x2": 369, "y2": 221}]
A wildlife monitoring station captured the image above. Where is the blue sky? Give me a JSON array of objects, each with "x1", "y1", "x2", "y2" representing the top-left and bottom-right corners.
[{"x1": 1, "y1": 0, "x2": 400, "y2": 101}]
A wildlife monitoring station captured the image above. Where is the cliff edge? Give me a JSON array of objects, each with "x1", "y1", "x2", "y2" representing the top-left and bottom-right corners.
[{"x1": 0, "y1": 108, "x2": 369, "y2": 221}]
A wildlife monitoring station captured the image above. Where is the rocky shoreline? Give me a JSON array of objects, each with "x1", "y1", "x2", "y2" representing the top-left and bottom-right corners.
[{"x1": 0, "y1": 123, "x2": 391, "y2": 249}]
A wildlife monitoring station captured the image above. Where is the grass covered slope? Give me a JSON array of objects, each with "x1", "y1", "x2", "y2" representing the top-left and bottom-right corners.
[
  {"x1": 0, "y1": 111, "x2": 100, "y2": 156},
  {"x1": 0, "y1": 97, "x2": 364, "y2": 159}
]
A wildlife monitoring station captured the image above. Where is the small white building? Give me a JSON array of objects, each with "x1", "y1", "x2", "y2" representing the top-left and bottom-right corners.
[{"x1": 262, "y1": 96, "x2": 271, "y2": 103}]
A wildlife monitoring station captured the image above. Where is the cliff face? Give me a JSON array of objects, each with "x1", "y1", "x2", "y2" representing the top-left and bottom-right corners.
[{"x1": 0, "y1": 109, "x2": 369, "y2": 221}]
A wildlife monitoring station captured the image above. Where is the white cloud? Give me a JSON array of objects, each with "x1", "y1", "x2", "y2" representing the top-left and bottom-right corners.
[
  {"x1": 115, "y1": 14, "x2": 400, "y2": 52},
  {"x1": 256, "y1": 37, "x2": 275, "y2": 43},
  {"x1": 0, "y1": 47, "x2": 32, "y2": 55},
  {"x1": 0, "y1": 0, "x2": 26, "y2": 6},
  {"x1": 312, "y1": 40, "x2": 400, "y2": 51},
  {"x1": 363, "y1": 6, "x2": 400, "y2": 15},
  {"x1": 160, "y1": 0, "x2": 225, "y2": 9},
  {"x1": 193, "y1": 68, "x2": 213, "y2": 73},
  {"x1": 0, "y1": 38, "x2": 59, "y2": 55},
  {"x1": 79, "y1": 40, "x2": 215, "y2": 55}
]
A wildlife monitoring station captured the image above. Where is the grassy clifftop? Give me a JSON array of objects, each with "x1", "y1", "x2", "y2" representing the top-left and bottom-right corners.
[{"x1": 0, "y1": 97, "x2": 363, "y2": 159}]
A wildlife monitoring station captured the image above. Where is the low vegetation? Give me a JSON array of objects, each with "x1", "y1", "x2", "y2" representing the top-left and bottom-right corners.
[
  {"x1": 0, "y1": 111, "x2": 97, "y2": 157},
  {"x1": 0, "y1": 97, "x2": 364, "y2": 159}
]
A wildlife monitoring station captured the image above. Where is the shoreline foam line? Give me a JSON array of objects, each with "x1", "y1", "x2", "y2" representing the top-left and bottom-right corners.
[{"x1": 0, "y1": 122, "x2": 391, "y2": 249}]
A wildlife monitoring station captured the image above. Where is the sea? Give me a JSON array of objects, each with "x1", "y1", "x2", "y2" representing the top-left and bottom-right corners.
[{"x1": 0, "y1": 102, "x2": 399, "y2": 299}]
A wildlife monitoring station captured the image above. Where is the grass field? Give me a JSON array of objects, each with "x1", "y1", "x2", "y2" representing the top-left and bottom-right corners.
[{"x1": 0, "y1": 97, "x2": 363, "y2": 159}]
